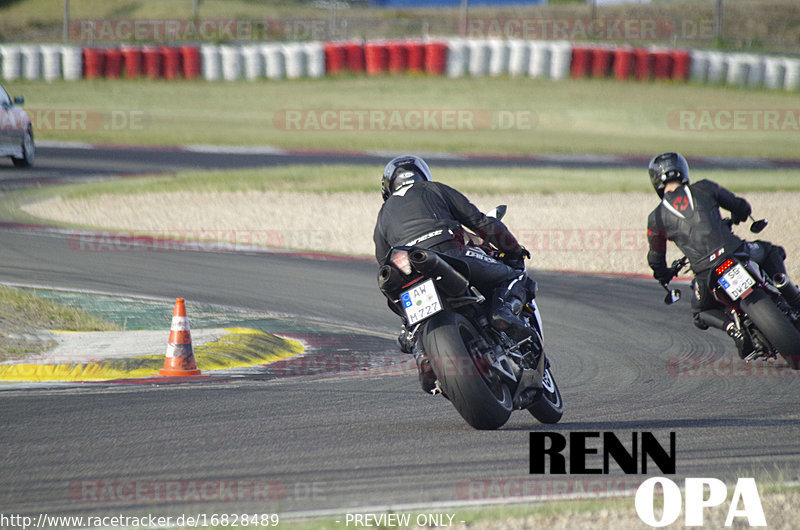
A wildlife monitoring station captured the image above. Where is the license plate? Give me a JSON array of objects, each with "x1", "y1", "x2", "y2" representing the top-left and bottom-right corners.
[
  {"x1": 401, "y1": 279, "x2": 442, "y2": 325},
  {"x1": 718, "y1": 263, "x2": 755, "y2": 300}
]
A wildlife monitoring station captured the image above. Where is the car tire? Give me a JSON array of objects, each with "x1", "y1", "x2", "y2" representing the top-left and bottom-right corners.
[{"x1": 12, "y1": 126, "x2": 34, "y2": 168}]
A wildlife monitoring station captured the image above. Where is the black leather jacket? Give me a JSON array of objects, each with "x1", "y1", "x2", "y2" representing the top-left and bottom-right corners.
[
  {"x1": 647, "y1": 179, "x2": 751, "y2": 276},
  {"x1": 373, "y1": 180, "x2": 523, "y2": 262}
]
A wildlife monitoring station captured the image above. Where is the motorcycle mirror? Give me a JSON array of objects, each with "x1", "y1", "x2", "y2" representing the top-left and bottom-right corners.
[
  {"x1": 487, "y1": 205, "x2": 507, "y2": 220},
  {"x1": 663, "y1": 289, "x2": 682, "y2": 305},
  {"x1": 749, "y1": 216, "x2": 768, "y2": 234}
]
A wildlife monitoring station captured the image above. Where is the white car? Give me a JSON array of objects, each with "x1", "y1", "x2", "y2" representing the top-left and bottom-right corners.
[{"x1": 0, "y1": 83, "x2": 34, "y2": 167}]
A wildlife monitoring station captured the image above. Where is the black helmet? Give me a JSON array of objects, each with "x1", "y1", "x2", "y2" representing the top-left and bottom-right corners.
[
  {"x1": 649, "y1": 152, "x2": 690, "y2": 198},
  {"x1": 381, "y1": 155, "x2": 432, "y2": 201}
]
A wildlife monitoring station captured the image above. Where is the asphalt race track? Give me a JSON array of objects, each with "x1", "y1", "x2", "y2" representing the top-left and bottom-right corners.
[
  {"x1": 4, "y1": 143, "x2": 800, "y2": 191},
  {"x1": 1, "y1": 146, "x2": 799, "y2": 522}
]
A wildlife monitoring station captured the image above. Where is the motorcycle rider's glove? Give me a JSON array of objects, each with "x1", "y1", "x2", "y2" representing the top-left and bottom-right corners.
[
  {"x1": 731, "y1": 201, "x2": 752, "y2": 225},
  {"x1": 501, "y1": 247, "x2": 530, "y2": 271},
  {"x1": 653, "y1": 266, "x2": 675, "y2": 284}
]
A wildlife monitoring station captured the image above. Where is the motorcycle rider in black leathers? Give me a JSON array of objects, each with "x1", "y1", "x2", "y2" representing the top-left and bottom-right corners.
[
  {"x1": 646, "y1": 152, "x2": 799, "y2": 358},
  {"x1": 374, "y1": 155, "x2": 536, "y2": 392}
]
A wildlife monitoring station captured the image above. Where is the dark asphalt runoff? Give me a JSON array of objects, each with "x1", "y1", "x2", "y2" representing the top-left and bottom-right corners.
[{"x1": 0, "y1": 146, "x2": 799, "y2": 522}]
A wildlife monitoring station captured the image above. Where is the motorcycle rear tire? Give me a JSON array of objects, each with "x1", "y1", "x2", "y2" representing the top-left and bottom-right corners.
[
  {"x1": 740, "y1": 288, "x2": 800, "y2": 369},
  {"x1": 422, "y1": 312, "x2": 513, "y2": 430}
]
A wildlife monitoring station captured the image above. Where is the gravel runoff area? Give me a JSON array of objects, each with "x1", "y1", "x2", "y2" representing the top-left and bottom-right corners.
[{"x1": 24, "y1": 191, "x2": 800, "y2": 279}]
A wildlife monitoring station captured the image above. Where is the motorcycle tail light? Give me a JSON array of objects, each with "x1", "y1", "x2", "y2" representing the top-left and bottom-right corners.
[
  {"x1": 391, "y1": 250, "x2": 412, "y2": 275},
  {"x1": 716, "y1": 259, "x2": 734, "y2": 276}
]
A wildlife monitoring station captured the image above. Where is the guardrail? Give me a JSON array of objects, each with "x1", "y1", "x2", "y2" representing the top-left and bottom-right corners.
[{"x1": 0, "y1": 40, "x2": 798, "y2": 91}]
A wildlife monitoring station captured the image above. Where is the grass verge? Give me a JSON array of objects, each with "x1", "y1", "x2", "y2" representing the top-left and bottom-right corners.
[
  {"x1": 192, "y1": 482, "x2": 800, "y2": 530},
  {"x1": 275, "y1": 497, "x2": 638, "y2": 530},
  {"x1": 5, "y1": 76, "x2": 800, "y2": 159}
]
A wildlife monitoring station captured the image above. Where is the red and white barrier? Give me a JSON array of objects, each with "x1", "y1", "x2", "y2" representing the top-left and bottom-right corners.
[
  {"x1": 506, "y1": 40, "x2": 528, "y2": 77},
  {"x1": 529, "y1": 42, "x2": 551, "y2": 78},
  {"x1": 40, "y1": 45, "x2": 62, "y2": 81},
  {"x1": 320, "y1": 39, "x2": 445, "y2": 77},
  {"x1": 706, "y1": 51, "x2": 728, "y2": 84},
  {"x1": 240, "y1": 45, "x2": 262, "y2": 80},
  {"x1": 548, "y1": 42, "x2": 572, "y2": 80},
  {"x1": 0, "y1": 45, "x2": 21, "y2": 80},
  {"x1": 443, "y1": 39, "x2": 571, "y2": 80},
  {"x1": 568, "y1": 45, "x2": 689, "y2": 82},
  {"x1": 763, "y1": 56, "x2": 785, "y2": 90},
  {"x1": 61, "y1": 45, "x2": 83, "y2": 80},
  {"x1": 200, "y1": 44, "x2": 221, "y2": 81},
  {"x1": 304, "y1": 42, "x2": 325, "y2": 78},
  {"x1": 19, "y1": 45, "x2": 41, "y2": 80},
  {"x1": 219, "y1": 45, "x2": 242, "y2": 81},
  {"x1": 282, "y1": 43, "x2": 306, "y2": 79},
  {"x1": 262, "y1": 44, "x2": 285, "y2": 80},
  {"x1": 784, "y1": 58, "x2": 800, "y2": 91},
  {"x1": 487, "y1": 40, "x2": 509, "y2": 77},
  {"x1": 445, "y1": 39, "x2": 468, "y2": 77},
  {"x1": 0, "y1": 40, "x2": 797, "y2": 91}
]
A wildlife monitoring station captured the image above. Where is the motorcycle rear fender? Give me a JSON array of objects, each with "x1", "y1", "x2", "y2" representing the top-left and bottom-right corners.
[{"x1": 708, "y1": 253, "x2": 765, "y2": 306}]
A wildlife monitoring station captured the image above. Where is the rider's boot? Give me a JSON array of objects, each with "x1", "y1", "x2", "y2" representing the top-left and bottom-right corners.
[
  {"x1": 413, "y1": 344, "x2": 437, "y2": 394},
  {"x1": 397, "y1": 324, "x2": 414, "y2": 354},
  {"x1": 490, "y1": 275, "x2": 536, "y2": 339},
  {"x1": 692, "y1": 313, "x2": 709, "y2": 330},
  {"x1": 695, "y1": 309, "x2": 755, "y2": 360},
  {"x1": 726, "y1": 322, "x2": 755, "y2": 360}
]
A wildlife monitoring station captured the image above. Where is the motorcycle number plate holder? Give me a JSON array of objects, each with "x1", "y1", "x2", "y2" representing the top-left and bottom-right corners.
[
  {"x1": 401, "y1": 279, "x2": 443, "y2": 326},
  {"x1": 718, "y1": 263, "x2": 756, "y2": 300}
]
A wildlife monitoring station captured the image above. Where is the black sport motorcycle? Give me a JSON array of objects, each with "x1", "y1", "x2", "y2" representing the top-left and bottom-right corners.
[
  {"x1": 662, "y1": 217, "x2": 800, "y2": 369},
  {"x1": 377, "y1": 206, "x2": 563, "y2": 430}
]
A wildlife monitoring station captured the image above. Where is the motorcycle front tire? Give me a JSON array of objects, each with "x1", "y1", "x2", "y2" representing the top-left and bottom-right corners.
[{"x1": 527, "y1": 361, "x2": 564, "y2": 424}]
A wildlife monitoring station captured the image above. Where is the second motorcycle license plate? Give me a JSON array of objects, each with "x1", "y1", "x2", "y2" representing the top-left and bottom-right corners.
[
  {"x1": 718, "y1": 263, "x2": 755, "y2": 300},
  {"x1": 401, "y1": 279, "x2": 442, "y2": 325}
]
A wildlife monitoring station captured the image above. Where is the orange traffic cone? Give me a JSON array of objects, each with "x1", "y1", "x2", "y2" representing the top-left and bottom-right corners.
[{"x1": 159, "y1": 298, "x2": 202, "y2": 376}]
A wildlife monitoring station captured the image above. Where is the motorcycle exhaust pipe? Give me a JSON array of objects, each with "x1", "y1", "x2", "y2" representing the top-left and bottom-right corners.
[
  {"x1": 378, "y1": 264, "x2": 405, "y2": 294},
  {"x1": 408, "y1": 249, "x2": 469, "y2": 297},
  {"x1": 694, "y1": 309, "x2": 730, "y2": 331},
  {"x1": 773, "y1": 273, "x2": 800, "y2": 309}
]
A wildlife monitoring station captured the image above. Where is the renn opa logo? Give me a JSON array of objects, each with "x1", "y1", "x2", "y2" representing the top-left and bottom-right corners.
[{"x1": 529, "y1": 432, "x2": 766, "y2": 527}]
